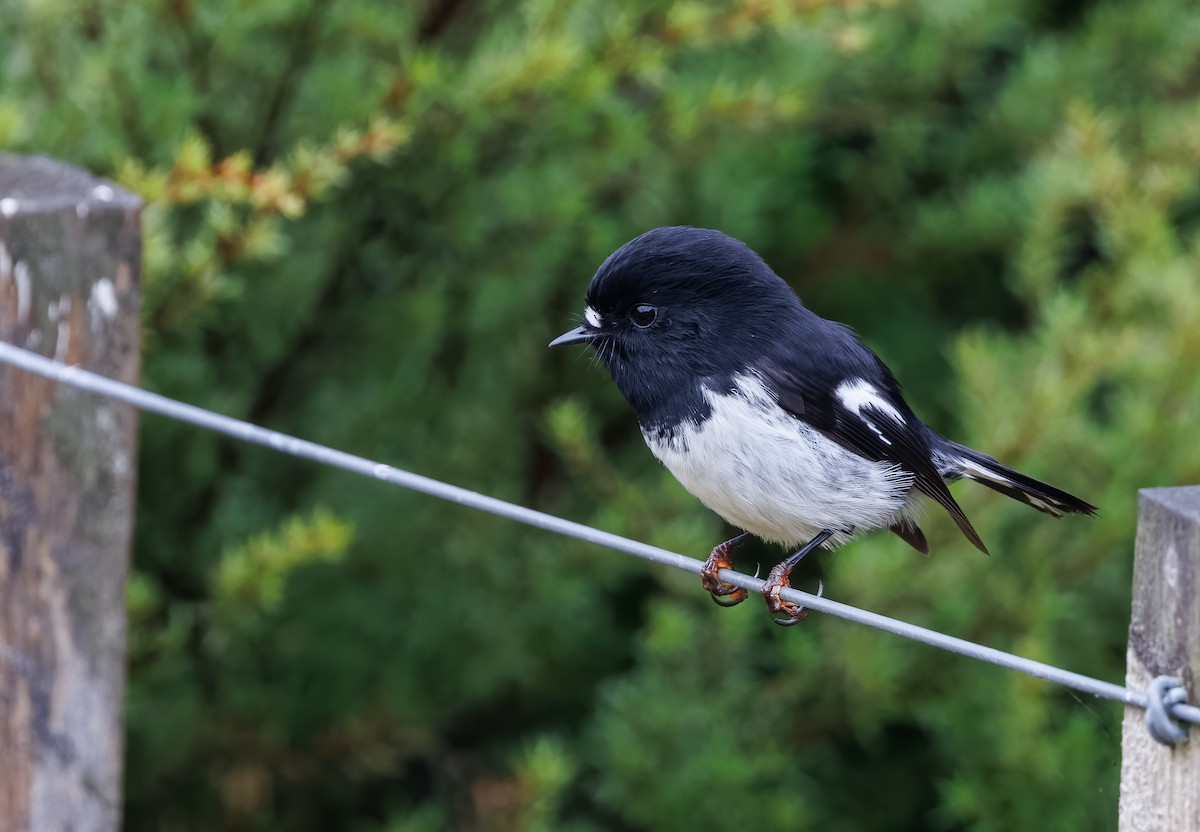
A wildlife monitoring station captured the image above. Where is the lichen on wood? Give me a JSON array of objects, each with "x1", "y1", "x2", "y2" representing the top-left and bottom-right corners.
[{"x1": 0, "y1": 154, "x2": 141, "y2": 832}]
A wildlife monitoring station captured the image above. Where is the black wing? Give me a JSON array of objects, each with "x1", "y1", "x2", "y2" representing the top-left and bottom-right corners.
[{"x1": 758, "y1": 344, "x2": 988, "y2": 555}]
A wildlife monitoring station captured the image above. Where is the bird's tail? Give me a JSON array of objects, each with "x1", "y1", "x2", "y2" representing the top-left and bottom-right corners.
[{"x1": 943, "y1": 441, "x2": 1098, "y2": 518}]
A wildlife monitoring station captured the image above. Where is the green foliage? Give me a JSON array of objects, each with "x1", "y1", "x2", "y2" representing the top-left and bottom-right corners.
[
  {"x1": 5, "y1": 0, "x2": 1200, "y2": 829},
  {"x1": 216, "y1": 508, "x2": 354, "y2": 611}
]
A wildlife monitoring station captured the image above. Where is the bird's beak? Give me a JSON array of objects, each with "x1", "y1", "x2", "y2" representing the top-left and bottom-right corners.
[{"x1": 548, "y1": 325, "x2": 598, "y2": 348}]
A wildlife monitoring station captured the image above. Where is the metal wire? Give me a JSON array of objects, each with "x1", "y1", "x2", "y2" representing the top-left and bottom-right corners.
[{"x1": 0, "y1": 339, "x2": 1197, "y2": 732}]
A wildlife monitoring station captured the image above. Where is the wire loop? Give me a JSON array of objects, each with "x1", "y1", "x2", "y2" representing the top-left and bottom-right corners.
[{"x1": 1145, "y1": 676, "x2": 1190, "y2": 746}]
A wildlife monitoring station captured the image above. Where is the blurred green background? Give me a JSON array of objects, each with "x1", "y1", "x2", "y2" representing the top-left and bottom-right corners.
[{"x1": 5, "y1": 0, "x2": 1200, "y2": 829}]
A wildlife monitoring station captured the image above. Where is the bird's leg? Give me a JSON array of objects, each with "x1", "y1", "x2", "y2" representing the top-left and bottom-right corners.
[
  {"x1": 763, "y1": 529, "x2": 836, "y2": 626},
  {"x1": 701, "y1": 532, "x2": 754, "y2": 607}
]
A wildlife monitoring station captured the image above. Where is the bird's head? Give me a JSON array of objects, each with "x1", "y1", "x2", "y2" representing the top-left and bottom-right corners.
[{"x1": 549, "y1": 226, "x2": 802, "y2": 412}]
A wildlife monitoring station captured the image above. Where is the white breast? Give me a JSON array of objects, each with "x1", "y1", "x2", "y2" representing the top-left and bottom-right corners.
[{"x1": 642, "y1": 375, "x2": 916, "y2": 548}]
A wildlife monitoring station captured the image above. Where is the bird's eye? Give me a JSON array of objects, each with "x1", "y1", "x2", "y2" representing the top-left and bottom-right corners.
[{"x1": 630, "y1": 304, "x2": 657, "y2": 328}]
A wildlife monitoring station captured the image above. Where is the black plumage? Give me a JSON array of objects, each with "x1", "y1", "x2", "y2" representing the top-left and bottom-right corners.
[{"x1": 551, "y1": 226, "x2": 1096, "y2": 620}]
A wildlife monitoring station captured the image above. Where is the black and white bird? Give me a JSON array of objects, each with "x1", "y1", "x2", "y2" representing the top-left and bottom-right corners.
[{"x1": 549, "y1": 226, "x2": 1097, "y2": 623}]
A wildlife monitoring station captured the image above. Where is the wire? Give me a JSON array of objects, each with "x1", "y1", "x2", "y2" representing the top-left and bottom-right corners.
[{"x1": 0, "y1": 339, "x2": 1196, "y2": 733}]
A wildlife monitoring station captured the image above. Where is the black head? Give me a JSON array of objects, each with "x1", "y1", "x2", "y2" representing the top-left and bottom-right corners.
[{"x1": 550, "y1": 226, "x2": 807, "y2": 423}]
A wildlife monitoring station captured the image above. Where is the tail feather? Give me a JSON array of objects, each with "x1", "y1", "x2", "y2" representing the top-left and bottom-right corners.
[
  {"x1": 889, "y1": 520, "x2": 929, "y2": 555},
  {"x1": 945, "y1": 441, "x2": 1098, "y2": 518}
]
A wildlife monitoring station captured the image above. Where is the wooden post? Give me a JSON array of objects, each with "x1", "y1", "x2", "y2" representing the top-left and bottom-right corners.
[
  {"x1": 1119, "y1": 487, "x2": 1200, "y2": 831},
  {"x1": 0, "y1": 155, "x2": 141, "y2": 832}
]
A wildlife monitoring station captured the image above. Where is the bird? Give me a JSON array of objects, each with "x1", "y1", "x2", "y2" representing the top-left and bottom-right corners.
[{"x1": 549, "y1": 226, "x2": 1097, "y2": 624}]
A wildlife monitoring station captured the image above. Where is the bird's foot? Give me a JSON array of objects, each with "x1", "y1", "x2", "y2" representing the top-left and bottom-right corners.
[
  {"x1": 760, "y1": 529, "x2": 835, "y2": 626},
  {"x1": 701, "y1": 533, "x2": 752, "y2": 607},
  {"x1": 763, "y1": 571, "x2": 823, "y2": 626}
]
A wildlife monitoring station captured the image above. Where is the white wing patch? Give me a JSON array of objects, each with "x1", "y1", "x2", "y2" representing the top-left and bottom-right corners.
[
  {"x1": 584, "y1": 306, "x2": 602, "y2": 328},
  {"x1": 863, "y1": 420, "x2": 892, "y2": 445},
  {"x1": 836, "y1": 379, "x2": 902, "y2": 421},
  {"x1": 836, "y1": 379, "x2": 902, "y2": 445}
]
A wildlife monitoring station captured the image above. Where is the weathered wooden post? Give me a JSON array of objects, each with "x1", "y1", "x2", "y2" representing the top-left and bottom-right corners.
[
  {"x1": 0, "y1": 155, "x2": 141, "y2": 832},
  {"x1": 1119, "y1": 487, "x2": 1200, "y2": 831}
]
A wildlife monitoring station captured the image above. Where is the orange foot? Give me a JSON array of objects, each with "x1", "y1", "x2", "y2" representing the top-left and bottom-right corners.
[
  {"x1": 700, "y1": 533, "x2": 752, "y2": 607},
  {"x1": 760, "y1": 528, "x2": 835, "y2": 626},
  {"x1": 762, "y1": 564, "x2": 823, "y2": 626}
]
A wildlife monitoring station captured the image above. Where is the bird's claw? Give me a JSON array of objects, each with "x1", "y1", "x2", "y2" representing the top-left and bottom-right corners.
[
  {"x1": 710, "y1": 588, "x2": 747, "y2": 607},
  {"x1": 765, "y1": 571, "x2": 823, "y2": 626},
  {"x1": 701, "y1": 545, "x2": 747, "y2": 607}
]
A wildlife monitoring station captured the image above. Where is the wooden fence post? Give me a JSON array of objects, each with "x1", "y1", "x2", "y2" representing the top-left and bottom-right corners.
[
  {"x1": 1119, "y1": 487, "x2": 1200, "y2": 831},
  {"x1": 0, "y1": 155, "x2": 141, "y2": 832}
]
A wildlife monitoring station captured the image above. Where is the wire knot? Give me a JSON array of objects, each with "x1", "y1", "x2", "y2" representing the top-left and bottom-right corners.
[{"x1": 1145, "y1": 676, "x2": 1190, "y2": 746}]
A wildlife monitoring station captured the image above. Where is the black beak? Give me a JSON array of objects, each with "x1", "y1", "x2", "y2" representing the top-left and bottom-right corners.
[{"x1": 548, "y1": 325, "x2": 598, "y2": 348}]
